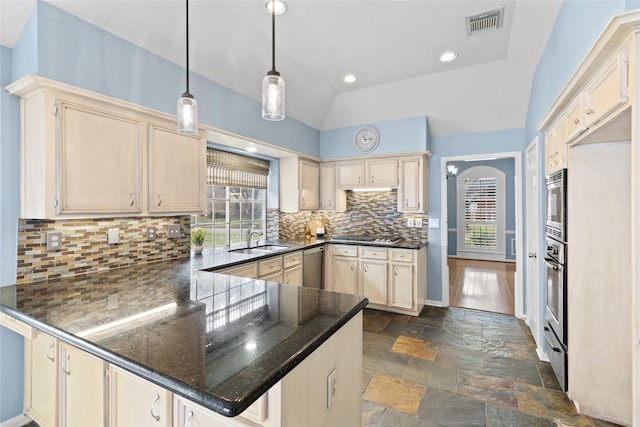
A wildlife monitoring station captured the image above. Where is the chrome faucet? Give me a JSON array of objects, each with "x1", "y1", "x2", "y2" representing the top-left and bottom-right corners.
[{"x1": 246, "y1": 230, "x2": 263, "y2": 248}]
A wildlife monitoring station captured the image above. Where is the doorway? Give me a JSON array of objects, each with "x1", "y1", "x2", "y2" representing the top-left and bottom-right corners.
[{"x1": 440, "y1": 151, "x2": 524, "y2": 317}]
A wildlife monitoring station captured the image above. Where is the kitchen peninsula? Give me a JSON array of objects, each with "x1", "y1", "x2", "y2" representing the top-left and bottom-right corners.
[{"x1": 0, "y1": 254, "x2": 368, "y2": 427}]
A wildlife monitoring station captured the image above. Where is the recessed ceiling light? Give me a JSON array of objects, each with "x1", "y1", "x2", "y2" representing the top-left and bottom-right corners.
[
  {"x1": 342, "y1": 74, "x2": 357, "y2": 84},
  {"x1": 440, "y1": 51, "x2": 458, "y2": 63},
  {"x1": 264, "y1": 0, "x2": 287, "y2": 15},
  {"x1": 246, "y1": 147, "x2": 258, "y2": 153}
]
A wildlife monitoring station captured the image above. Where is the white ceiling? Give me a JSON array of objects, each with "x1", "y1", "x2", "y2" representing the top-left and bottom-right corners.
[{"x1": 0, "y1": 0, "x2": 563, "y2": 137}]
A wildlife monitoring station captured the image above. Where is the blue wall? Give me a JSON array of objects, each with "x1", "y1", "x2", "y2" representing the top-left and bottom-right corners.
[{"x1": 446, "y1": 158, "x2": 516, "y2": 261}]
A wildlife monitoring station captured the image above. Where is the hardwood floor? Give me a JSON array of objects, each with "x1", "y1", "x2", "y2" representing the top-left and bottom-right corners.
[{"x1": 448, "y1": 257, "x2": 515, "y2": 315}]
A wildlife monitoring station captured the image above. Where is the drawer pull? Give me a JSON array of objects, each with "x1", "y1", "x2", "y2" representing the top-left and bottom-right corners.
[
  {"x1": 157, "y1": 193, "x2": 162, "y2": 207},
  {"x1": 351, "y1": 263, "x2": 355, "y2": 271},
  {"x1": 364, "y1": 264, "x2": 368, "y2": 273},
  {"x1": 61, "y1": 354, "x2": 71, "y2": 376},
  {"x1": 46, "y1": 342, "x2": 55, "y2": 362},
  {"x1": 150, "y1": 394, "x2": 161, "y2": 421},
  {"x1": 130, "y1": 191, "x2": 135, "y2": 207}
]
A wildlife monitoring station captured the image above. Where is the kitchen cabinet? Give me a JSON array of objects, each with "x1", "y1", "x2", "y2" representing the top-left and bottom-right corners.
[
  {"x1": 110, "y1": 365, "x2": 172, "y2": 427},
  {"x1": 319, "y1": 162, "x2": 346, "y2": 211},
  {"x1": 148, "y1": 123, "x2": 206, "y2": 214},
  {"x1": 218, "y1": 262, "x2": 258, "y2": 279},
  {"x1": 60, "y1": 342, "x2": 107, "y2": 427},
  {"x1": 0, "y1": 312, "x2": 34, "y2": 338},
  {"x1": 336, "y1": 159, "x2": 397, "y2": 189},
  {"x1": 360, "y1": 247, "x2": 388, "y2": 305},
  {"x1": 26, "y1": 330, "x2": 57, "y2": 427},
  {"x1": 583, "y1": 49, "x2": 629, "y2": 128},
  {"x1": 283, "y1": 251, "x2": 303, "y2": 286},
  {"x1": 563, "y1": 94, "x2": 587, "y2": 143},
  {"x1": 545, "y1": 118, "x2": 565, "y2": 174},
  {"x1": 6, "y1": 75, "x2": 206, "y2": 218},
  {"x1": 279, "y1": 158, "x2": 319, "y2": 212},
  {"x1": 397, "y1": 156, "x2": 427, "y2": 213},
  {"x1": 326, "y1": 244, "x2": 426, "y2": 316}
]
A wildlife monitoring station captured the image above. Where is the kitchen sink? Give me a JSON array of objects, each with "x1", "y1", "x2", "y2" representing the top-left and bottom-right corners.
[{"x1": 228, "y1": 244, "x2": 291, "y2": 255}]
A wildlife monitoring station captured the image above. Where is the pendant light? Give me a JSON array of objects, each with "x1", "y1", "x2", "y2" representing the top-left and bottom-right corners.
[
  {"x1": 262, "y1": 0, "x2": 285, "y2": 121},
  {"x1": 177, "y1": 0, "x2": 198, "y2": 134}
]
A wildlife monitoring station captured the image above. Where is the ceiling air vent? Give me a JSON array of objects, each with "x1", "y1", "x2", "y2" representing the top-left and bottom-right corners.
[{"x1": 466, "y1": 7, "x2": 504, "y2": 36}]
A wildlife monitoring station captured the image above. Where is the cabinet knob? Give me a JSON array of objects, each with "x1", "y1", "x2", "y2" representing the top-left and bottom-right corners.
[
  {"x1": 150, "y1": 394, "x2": 161, "y2": 421},
  {"x1": 586, "y1": 108, "x2": 594, "y2": 115},
  {"x1": 573, "y1": 118, "x2": 580, "y2": 125}
]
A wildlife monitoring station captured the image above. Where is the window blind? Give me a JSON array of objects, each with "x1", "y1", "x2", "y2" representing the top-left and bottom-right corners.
[
  {"x1": 463, "y1": 176, "x2": 497, "y2": 249},
  {"x1": 207, "y1": 149, "x2": 270, "y2": 189}
]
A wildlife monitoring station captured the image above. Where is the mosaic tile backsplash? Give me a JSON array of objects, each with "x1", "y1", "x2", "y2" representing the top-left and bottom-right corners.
[
  {"x1": 278, "y1": 190, "x2": 428, "y2": 241},
  {"x1": 16, "y1": 216, "x2": 190, "y2": 284}
]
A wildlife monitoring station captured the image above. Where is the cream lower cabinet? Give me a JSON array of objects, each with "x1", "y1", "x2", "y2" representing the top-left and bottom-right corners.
[
  {"x1": 283, "y1": 251, "x2": 303, "y2": 286},
  {"x1": 109, "y1": 365, "x2": 172, "y2": 427},
  {"x1": 59, "y1": 342, "x2": 107, "y2": 427},
  {"x1": 327, "y1": 245, "x2": 426, "y2": 316},
  {"x1": 26, "y1": 330, "x2": 57, "y2": 427}
]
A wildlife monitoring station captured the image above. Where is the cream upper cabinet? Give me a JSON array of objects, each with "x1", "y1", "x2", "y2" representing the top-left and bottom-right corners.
[
  {"x1": 584, "y1": 49, "x2": 630, "y2": 128},
  {"x1": 319, "y1": 162, "x2": 346, "y2": 211},
  {"x1": 336, "y1": 161, "x2": 365, "y2": 188},
  {"x1": 148, "y1": 123, "x2": 206, "y2": 214},
  {"x1": 279, "y1": 157, "x2": 319, "y2": 212},
  {"x1": 7, "y1": 75, "x2": 206, "y2": 218},
  {"x1": 366, "y1": 159, "x2": 398, "y2": 187},
  {"x1": 545, "y1": 117, "x2": 565, "y2": 174},
  {"x1": 60, "y1": 342, "x2": 107, "y2": 427},
  {"x1": 563, "y1": 93, "x2": 587, "y2": 143},
  {"x1": 336, "y1": 159, "x2": 397, "y2": 189},
  {"x1": 397, "y1": 156, "x2": 427, "y2": 213},
  {"x1": 110, "y1": 365, "x2": 172, "y2": 427}
]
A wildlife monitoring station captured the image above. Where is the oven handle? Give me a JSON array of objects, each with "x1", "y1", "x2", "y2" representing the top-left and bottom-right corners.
[
  {"x1": 543, "y1": 257, "x2": 562, "y2": 271},
  {"x1": 544, "y1": 328, "x2": 562, "y2": 353}
]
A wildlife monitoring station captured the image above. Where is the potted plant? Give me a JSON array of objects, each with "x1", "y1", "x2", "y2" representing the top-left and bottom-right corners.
[{"x1": 190, "y1": 228, "x2": 206, "y2": 254}]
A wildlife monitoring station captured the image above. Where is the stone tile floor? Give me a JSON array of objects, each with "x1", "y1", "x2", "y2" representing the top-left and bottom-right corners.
[{"x1": 362, "y1": 306, "x2": 623, "y2": 427}]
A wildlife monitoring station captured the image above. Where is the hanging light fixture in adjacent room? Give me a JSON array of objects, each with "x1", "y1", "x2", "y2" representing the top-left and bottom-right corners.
[
  {"x1": 177, "y1": 0, "x2": 198, "y2": 134},
  {"x1": 262, "y1": 0, "x2": 285, "y2": 121}
]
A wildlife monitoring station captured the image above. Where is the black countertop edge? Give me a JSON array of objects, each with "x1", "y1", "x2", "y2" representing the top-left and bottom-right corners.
[{"x1": 1, "y1": 296, "x2": 369, "y2": 418}]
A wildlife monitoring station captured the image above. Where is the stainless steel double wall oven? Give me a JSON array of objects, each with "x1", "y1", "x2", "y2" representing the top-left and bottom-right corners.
[{"x1": 544, "y1": 168, "x2": 568, "y2": 391}]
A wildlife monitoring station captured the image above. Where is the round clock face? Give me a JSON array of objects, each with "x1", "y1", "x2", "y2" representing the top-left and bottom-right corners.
[{"x1": 353, "y1": 126, "x2": 380, "y2": 153}]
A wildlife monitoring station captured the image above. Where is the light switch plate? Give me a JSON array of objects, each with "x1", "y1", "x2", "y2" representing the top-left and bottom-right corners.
[
  {"x1": 428, "y1": 218, "x2": 440, "y2": 229},
  {"x1": 168, "y1": 224, "x2": 181, "y2": 239},
  {"x1": 327, "y1": 368, "x2": 337, "y2": 408},
  {"x1": 415, "y1": 219, "x2": 423, "y2": 228},
  {"x1": 46, "y1": 232, "x2": 62, "y2": 251}
]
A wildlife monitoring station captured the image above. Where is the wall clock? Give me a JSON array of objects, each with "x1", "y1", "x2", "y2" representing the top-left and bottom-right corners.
[{"x1": 353, "y1": 125, "x2": 380, "y2": 153}]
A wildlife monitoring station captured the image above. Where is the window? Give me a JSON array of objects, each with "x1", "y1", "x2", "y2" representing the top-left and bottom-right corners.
[
  {"x1": 191, "y1": 149, "x2": 269, "y2": 248},
  {"x1": 456, "y1": 166, "x2": 506, "y2": 260}
]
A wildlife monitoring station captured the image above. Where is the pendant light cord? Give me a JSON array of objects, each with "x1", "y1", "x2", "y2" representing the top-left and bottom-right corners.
[
  {"x1": 184, "y1": 0, "x2": 191, "y2": 96},
  {"x1": 271, "y1": 0, "x2": 276, "y2": 72}
]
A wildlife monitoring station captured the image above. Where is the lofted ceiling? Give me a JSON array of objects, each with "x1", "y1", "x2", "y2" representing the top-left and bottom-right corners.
[{"x1": 0, "y1": 0, "x2": 563, "y2": 137}]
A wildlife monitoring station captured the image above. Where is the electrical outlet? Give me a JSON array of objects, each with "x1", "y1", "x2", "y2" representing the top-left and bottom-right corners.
[
  {"x1": 327, "y1": 368, "x2": 337, "y2": 408},
  {"x1": 415, "y1": 219, "x2": 423, "y2": 228},
  {"x1": 147, "y1": 226, "x2": 157, "y2": 241},
  {"x1": 407, "y1": 218, "x2": 414, "y2": 227},
  {"x1": 108, "y1": 228, "x2": 119, "y2": 244},
  {"x1": 46, "y1": 232, "x2": 62, "y2": 251},
  {"x1": 168, "y1": 224, "x2": 181, "y2": 239}
]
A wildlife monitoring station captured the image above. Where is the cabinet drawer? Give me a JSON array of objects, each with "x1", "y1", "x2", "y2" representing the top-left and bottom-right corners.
[
  {"x1": 0, "y1": 312, "x2": 33, "y2": 338},
  {"x1": 390, "y1": 249, "x2": 414, "y2": 263},
  {"x1": 360, "y1": 247, "x2": 387, "y2": 260},
  {"x1": 283, "y1": 251, "x2": 302, "y2": 268},
  {"x1": 332, "y1": 245, "x2": 358, "y2": 257},
  {"x1": 219, "y1": 263, "x2": 257, "y2": 279},
  {"x1": 258, "y1": 257, "x2": 282, "y2": 277}
]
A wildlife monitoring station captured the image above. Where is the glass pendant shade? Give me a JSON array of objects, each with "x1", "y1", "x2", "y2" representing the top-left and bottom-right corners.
[
  {"x1": 177, "y1": 94, "x2": 198, "y2": 134},
  {"x1": 262, "y1": 72, "x2": 285, "y2": 121}
]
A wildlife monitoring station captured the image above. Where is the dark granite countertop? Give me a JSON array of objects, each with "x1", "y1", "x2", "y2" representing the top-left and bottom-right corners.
[{"x1": 0, "y1": 257, "x2": 367, "y2": 417}]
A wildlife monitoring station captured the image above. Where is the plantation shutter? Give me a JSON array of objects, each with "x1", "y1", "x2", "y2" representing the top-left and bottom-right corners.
[{"x1": 463, "y1": 176, "x2": 498, "y2": 249}]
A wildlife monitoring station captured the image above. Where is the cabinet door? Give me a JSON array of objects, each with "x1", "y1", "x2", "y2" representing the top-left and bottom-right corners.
[
  {"x1": 397, "y1": 157, "x2": 426, "y2": 213},
  {"x1": 584, "y1": 49, "x2": 629, "y2": 128},
  {"x1": 563, "y1": 94, "x2": 586, "y2": 143},
  {"x1": 110, "y1": 365, "x2": 172, "y2": 427},
  {"x1": 58, "y1": 101, "x2": 142, "y2": 215},
  {"x1": 320, "y1": 163, "x2": 336, "y2": 210},
  {"x1": 27, "y1": 331, "x2": 58, "y2": 427},
  {"x1": 174, "y1": 396, "x2": 247, "y2": 427},
  {"x1": 390, "y1": 263, "x2": 414, "y2": 310},
  {"x1": 148, "y1": 124, "x2": 205, "y2": 214},
  {"x1": 299, "y1": 160, "x2": 319, "y2": 210},
  {"x1": 332, "y1": 257, "x2": 358, "y2": 295},
  {"x1": 337, "y1": 162, "x2": 364, "y2": 188},
  {"x1": 60, "y1": 343, "x2": 106, "y2": 427},
  {"x1": 361, "y1": 260, "x2": 387, "y2": 305},
  {"x1": 367, "y1": 159, "x2": 397, "y2": 187},
  {"x1": 284, "y1": 266, "x2": 303, "y2": 286}
]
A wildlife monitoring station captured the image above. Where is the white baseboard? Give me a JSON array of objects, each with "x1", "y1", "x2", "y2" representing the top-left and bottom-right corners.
[
  {"x1": 0, "y1": 414, "x2": 32, "y2": 427},
  {"x1": 425, "y1": 299, "x2": 445, "y2": 307},
  {"x1": 536, "y1": 346, "x2": 549, "y2": 362}
]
